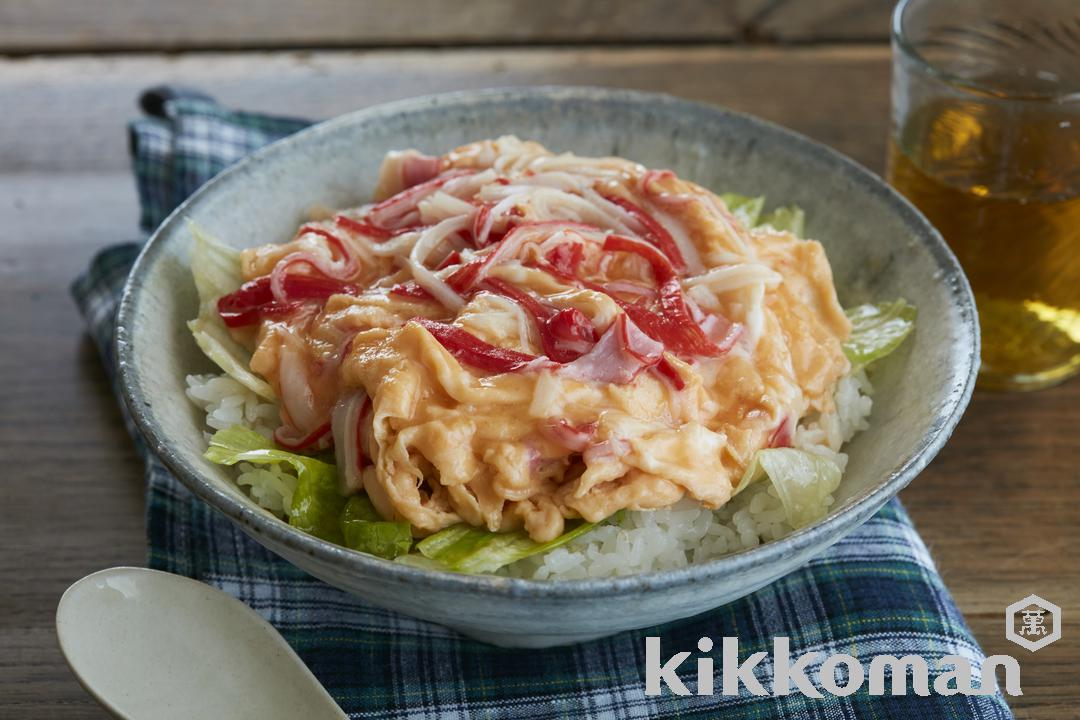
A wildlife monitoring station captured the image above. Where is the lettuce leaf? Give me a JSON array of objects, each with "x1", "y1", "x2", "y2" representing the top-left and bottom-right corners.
[
  {"x1": 721, "y1": 193, "x2": 805, "y2": 238},
  {"x1": 414, "y1": 512, "x2": 623, "y2": 574},
  {"x1": 843, "y1": 299, "x2": 917, "y2": 369},
  {"x1": 733, "y1": 448, "x2": 842, "y2": 529},
  {"x1": 204, "y1": 425, "x2": 344, "y2": 543},
  {"x1": 187, "y1": 221, "x2": 275, "y2": 400},
  {"x1": 720, "y1": 193, "x2": 765, "y2": 228},
  {"x1": 340, "y1": 496, "x2": 413, "y2": 560},
  {"x1": 758, "y1": 205, "x2": 806, "y2": 238},
  {"x1": 205, "y1": 425, "x2": 413, "y2": 556}
]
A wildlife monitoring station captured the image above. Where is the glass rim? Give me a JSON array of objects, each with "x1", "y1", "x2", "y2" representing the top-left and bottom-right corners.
[{"x1": 891, "y1": 0, "x2": 1080, "y2": 103}]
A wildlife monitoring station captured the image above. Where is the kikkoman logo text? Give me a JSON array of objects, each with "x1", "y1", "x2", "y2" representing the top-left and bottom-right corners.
[{"x1": 644, "y1": 637, "x2": 1023, "y2": 697}]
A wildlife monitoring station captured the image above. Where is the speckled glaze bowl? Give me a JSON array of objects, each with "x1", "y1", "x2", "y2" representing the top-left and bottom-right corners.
[{"x1": 116, "y1": 87, "x2": 978, "y2": 648}]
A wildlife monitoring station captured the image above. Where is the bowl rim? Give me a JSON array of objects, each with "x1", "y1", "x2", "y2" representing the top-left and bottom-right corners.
[{"x1": 116, "y1": 85, "x2": 979, "y2": 599}]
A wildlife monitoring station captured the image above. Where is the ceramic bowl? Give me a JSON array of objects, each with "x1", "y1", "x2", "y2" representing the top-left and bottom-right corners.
[{"x1": 116, "y1": 87, "x2": 978, "y2": 648}]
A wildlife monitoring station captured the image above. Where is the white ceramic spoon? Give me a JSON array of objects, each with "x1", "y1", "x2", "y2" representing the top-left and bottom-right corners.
[{"x1": 56, "y1": 567, "x2": 348, "y2": 720}]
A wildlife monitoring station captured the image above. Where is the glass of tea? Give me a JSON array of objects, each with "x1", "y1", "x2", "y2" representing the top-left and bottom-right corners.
[{"x1": 887, "y1": 0, "x2": 1080, "y2": 391}]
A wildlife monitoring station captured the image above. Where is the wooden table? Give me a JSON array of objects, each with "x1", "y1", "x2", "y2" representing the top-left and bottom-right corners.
[{"x1": 2, "y1": 7, "x2": 1078, "y2": 716}]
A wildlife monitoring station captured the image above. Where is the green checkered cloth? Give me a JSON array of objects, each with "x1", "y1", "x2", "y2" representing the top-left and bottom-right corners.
[{"x1": 72, "y1": 89, "x2": 1012, "y2": 718}]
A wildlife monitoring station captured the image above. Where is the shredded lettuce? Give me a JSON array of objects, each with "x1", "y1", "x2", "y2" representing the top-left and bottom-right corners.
[
  {"x1": 413, "y1": 512, "x2": 624, "y2": 574},
  {"x1": 340, "y1": 496, "x2": 413, "y2": 560},
  {"x1": 204, "y1": 425, "x2": 413, "y2": 556},
  {"x1": 187, "y1": 221, "x2": 275, "y2": 400},
  {"x1": 843, "y1": 299, "x2": 917, "y2": 369},
  {"x1": 759, "y1": 205, "x2": 806, "y2": 237},
  {"x1": 720, "y1": 193, "x2": 765, "y2": 228},
  {"x1": 204, "y1": 425, "x2": 344, "y2": 543},
  {"x1": 733, "y1": 448, "x2": 842, "y2": 529},
  {"x1": 720, "y1": 193, "x2": 805, "y2": 238}
]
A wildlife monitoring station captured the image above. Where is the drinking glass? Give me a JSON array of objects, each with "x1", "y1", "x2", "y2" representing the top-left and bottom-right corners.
[{"x1": 887, "y1": 0, "x2": 1080, "y2": 390}]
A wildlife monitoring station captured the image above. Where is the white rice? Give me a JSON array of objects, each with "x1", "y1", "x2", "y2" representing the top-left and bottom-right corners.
[
  {"x1": 185, "y1": 374, "x2": 297, "y2": 517},
  {"x1": 185, "y1": 374, "x2": 278, "y2": 440},
  {"x1": 185, "y1": 370, "x2": 874, "y2": 579}
]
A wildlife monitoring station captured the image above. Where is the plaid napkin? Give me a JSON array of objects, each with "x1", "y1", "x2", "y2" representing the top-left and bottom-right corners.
[{"x1": 72, "y1": 89, "x2": 1012, "y2": 719}]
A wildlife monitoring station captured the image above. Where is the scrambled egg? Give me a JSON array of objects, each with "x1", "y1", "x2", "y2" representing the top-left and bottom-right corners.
[{"x1": 237, "y1": 138, "x2": 851, "y2": 542}]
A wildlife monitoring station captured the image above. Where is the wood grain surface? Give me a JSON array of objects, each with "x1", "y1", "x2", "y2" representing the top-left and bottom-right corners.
[
  {"x1": 0, "y1": 0, "x2": 895, "y2": 52},
  {"x1": 1, "y1": 46, "x2": 1077, "y2": 718},
  {"x1": 0, "y1": 45, "x2": 892, "y2": 172}
]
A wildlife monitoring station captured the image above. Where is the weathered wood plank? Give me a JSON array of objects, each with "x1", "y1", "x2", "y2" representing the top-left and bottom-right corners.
[
  {"x1": 0, "y1": 172, "x2": 145, "y2": 719},
  {"x1": 757, "y1": 0, "x2": 897, "y2": 43},
  {"x1": 0, "y1": 45, "x2": 891, "y2": 173},
  {"x1": 903, "y1": 384, "x2": 1080, "y2": 713},
  {"x1": 0, "y1": 0, "x2": 894, "y2": 52}
]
